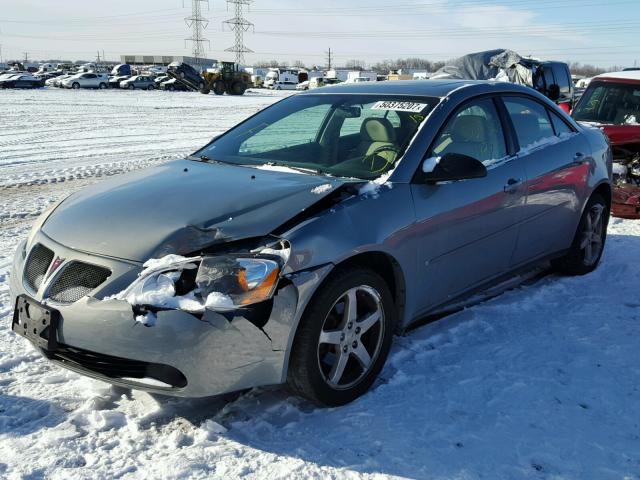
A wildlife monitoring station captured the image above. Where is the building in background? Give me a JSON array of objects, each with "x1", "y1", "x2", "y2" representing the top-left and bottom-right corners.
[{"x1": 120, "y1": 55, "x2": 217, "y2": 71}]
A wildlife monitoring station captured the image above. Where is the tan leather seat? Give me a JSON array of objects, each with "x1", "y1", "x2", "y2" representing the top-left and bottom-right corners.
[
  {"x1": 355, "y1": 117, "x2": 398, "y2": 165},
  {"x1": 440, "y1": 114, "x2": 490, "y2": 160}
]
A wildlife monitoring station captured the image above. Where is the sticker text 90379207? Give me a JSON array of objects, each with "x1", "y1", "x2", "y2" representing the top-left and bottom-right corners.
[{"x1": 371, "y1": 101, "x2": 428, "y2": 113}]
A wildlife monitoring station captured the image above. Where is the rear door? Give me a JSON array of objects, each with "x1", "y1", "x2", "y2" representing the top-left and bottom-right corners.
[
  {"x1": 411, "y1": 96, "x2": 527, "y2": 312},
  {"x1": 500, "y1": 95, "x2": 589, "y2": 265}
]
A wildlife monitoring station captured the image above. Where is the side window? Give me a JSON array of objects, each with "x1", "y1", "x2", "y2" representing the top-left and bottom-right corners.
[
  {"x1": 553, "y1": 65, "x2": 571, "y2": 95},
  {"x1": 431, "y1": 98, "x2": 506, "y2": 164},
  {"x1": 504, "y1": 97, "x2": 555, "y2": 149},
  {"x1": 239, "y1": 104, "x2": 331, "y2": 155},
  {"x1": 340, "y1": 103, "x2": 401, "y2": 137},
  {"x1": 543, "y1": 66, "x2": 555, "y2": 91},
  {"x1": 549, "y1": 110, "x2": 573, "y2": 136}
]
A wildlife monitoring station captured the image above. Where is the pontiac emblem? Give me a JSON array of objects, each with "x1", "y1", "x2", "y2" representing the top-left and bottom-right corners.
[{"x1": 47, "y1": 256, "x2": 65, "y2": 278}]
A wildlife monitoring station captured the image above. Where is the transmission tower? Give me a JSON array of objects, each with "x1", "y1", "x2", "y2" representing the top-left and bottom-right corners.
[
  {"x1": 223, "y1": 0, "x2": 254, "y2": 65},
  {"x1": 184, "y1": 0, "x2": 210, "y2": 67}
]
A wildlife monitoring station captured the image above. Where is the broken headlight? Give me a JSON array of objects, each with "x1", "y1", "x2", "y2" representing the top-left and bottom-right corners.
[
  {"x1": 115, "y1": 254, "x2": 281, "y2": 313},
  {"x1": 196, "y1": 256, "x2": 280, "y2": 310}
]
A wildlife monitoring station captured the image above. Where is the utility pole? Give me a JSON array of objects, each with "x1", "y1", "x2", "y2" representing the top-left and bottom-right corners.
[
  {"x1": 326, "y1": 47, "x2": 332, "y2": 70},
  {"x1": 0, "y1": 44, "x2": 3, "y2": 65},
  {"x1": 184, "y1": 0, "x2": 210, "y2": 68},
  {"x1": 223, "y1": 0, "x2": 254, "y2": 65}
]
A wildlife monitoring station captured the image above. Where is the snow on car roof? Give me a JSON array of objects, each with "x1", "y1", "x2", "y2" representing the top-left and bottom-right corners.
[{"x1": 594, "y1": 71, "x2": 640, "y2": 82}]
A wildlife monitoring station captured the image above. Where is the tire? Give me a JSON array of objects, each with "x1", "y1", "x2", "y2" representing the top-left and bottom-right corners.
[
  {"x1": 147, "y1": 85, "x2": 154, "y2": 90},
  {"x1": 230, "y1": 81, "x2": 246, "y2": 96},
  {"x1": 287, "y1": 267, "x2": 396, "y2": 406},
  {"x1": 553, "y1": 193, "x2": 609, "y2": 275},
  {"x1": 167, "y1": 85, "x2": 175, "y2": 91},
  {"x1": 99, "y1": 83, "x2": 107, "y2": 89},
  {"x1": 213, "y1": 81, "x2": 225, "y2": 95},
  {"x1": 128, "y1": 84, "x2": 135, "y2": 90},
  {"x1": 72, "y1": 83, "x2": 80, "y2": 89}
]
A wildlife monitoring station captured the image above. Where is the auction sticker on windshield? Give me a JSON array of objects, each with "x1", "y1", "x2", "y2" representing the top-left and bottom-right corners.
[{"x1": 371, "y1": 101, "x2": 428, "y2": 113}]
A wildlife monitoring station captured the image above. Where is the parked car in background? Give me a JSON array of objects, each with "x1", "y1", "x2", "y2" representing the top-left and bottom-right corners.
[
  {"x1": 0, "y1": 74, "x2": 44, "y2": 89},
  {"x1": 270, "y1": 80, "x2": 298, "y2": 90},
  {"x1": 573, "y1": 70, "x2": 640, "y2": 218},
  {"x1": 10, "y1": 80, "x2": 611, "y2": 406},
  {"x1": 108, "y1": 75, "x2": 130, "y2": 88},
  {"x1": 295, "y1": 80, "x2": 310, "y2": 91},
  {"x1": 159, "y1": 78, "x2": 190, "y2": 91},
  {"x1": 154, "y1": 75, "x2": 171, "y2": 88},
  {"x1": 50, "y1": 74, "x2": 73, "y2": 87},
  {"x1": 120, "y1": 75, "x2": 157, "y2": 90},
  {"x1": 61, "y1": 73, "x2": 109, "y2": 89}
]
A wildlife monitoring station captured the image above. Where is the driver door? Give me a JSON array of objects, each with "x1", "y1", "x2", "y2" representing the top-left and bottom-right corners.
[{"x1": 410, "y1": 97, "x2": 527, "y2": 312}]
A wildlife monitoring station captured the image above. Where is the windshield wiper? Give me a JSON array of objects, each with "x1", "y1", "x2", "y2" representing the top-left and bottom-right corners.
[
  {"x1": 259, "y1": 162, "x2": 327, "y2": 176},
  {"x1": 188, "y1": 154, "x2": 226, "y2": 164}
]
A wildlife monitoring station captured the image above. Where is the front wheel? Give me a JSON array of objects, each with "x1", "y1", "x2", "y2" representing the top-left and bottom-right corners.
[
  {"x1": 99, "y1": 83, "x2": 107, "y2": 89},
  {"x1": 287, "y1": 267, "x2": 395, "y2": 406},
  {"x1": 553, "y1": 193, "x2": 609, "y2": 275},
  {"x1": 128, "y1": 84, "x2": 135, "y2": 90},
  {"x1": 72, "y1": 83, "x2": 80, "y2": 89},
  {"x1": 147, "y1": 85, "x2": 154, "y2": 90}
]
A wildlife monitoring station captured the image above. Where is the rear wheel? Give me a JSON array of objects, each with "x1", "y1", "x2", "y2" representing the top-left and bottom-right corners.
[
  {"x1": 230, "y1": 81, "x2": 246, "y2": 96},
  {"x1": 128, "y1": 84, "x2": 135, "y2": 90},
  {"x1": 147, "y1": 85, "x2": 155, "y2": 90},
  {"x1": 287, "y1": 267, "x2": 395, "y2": 406},
  {"x1": 98, "y1": 83, "x2": 107, "y2": 89},
  {"x1": 553, "y1": 193, "x2": 609, "y2": 275},
  {"x1": 72, "y1": 83, "x2": 80, "y2": 89},
  {"x1": 167, "y1": 85, "x2": 175, "y2": 91}
]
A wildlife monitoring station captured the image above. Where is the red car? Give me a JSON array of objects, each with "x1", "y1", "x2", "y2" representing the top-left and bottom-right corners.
[{"x1": 573, "y1": 71, "x2": 640, "y2": 218}]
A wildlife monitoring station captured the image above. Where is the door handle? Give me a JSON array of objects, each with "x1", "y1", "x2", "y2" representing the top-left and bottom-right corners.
[{"x1": 504, "y1": 178, "x2": 522, "y2": 193}]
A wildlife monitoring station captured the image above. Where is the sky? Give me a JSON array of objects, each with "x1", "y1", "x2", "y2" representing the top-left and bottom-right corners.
[{"x1": 1, "y1": 0, "x2": 639, "y2": 68}]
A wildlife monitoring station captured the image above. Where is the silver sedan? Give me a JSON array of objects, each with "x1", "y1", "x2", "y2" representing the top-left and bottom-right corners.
[{"x1": 9, "y1": 80, "x2": 612, "y2": 405}]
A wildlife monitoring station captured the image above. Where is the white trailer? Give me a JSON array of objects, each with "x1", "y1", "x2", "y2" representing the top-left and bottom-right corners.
[
  {"x1": 346, "y1": 71, "x2": 377, "y2": 83},
  {"x1": 264, "y1": 68, "x2": 308, "y2": 88}
]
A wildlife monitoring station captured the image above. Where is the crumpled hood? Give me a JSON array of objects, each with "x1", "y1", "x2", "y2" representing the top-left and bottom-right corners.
[{"x1": 42, "y1": 159, "x2": 345, "y2": 262}]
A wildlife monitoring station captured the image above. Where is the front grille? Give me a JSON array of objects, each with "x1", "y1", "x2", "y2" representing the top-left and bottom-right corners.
[
  {"x1": 48, "y1": 345, "x2": 187, "y2": 388},
  {"x1": 24, "y1": 244, "x2": 54, "y2": 292},
  {"x1": 48, "y1": 262, "x2": 111, "y2": 304}
]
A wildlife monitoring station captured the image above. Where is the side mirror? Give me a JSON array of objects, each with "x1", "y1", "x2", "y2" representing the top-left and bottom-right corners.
[
  {"x1": 547, "y1": 83, "x2": 561, "y2": 101},
  {"x1": 422, "y1": 152, "x2": 487, "y2": 183}
]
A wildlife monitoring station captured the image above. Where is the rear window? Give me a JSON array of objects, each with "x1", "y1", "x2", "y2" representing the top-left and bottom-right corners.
[{"x1": 573, "y1": 81, "x2": 640, "y2": 125}]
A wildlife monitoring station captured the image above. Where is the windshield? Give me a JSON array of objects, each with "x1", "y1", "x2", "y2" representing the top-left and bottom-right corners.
[
  {"x1": 573, "y1": 81, "x2": 640, "y2": 125},
  {"x1": 195, "y1": 94, "x2": 436, "y2": 180}
]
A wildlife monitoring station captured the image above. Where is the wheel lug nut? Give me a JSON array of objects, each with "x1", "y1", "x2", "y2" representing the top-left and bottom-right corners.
[
  {"x1": 340, "y1": 333, "x2": 345, "y2": 341},
  {"x1": 352, "y1": 341, "x2": 358, "y2": 348},
  {"x1": 347, "y1": 322, "x2": 353, "y2": 330},
  {"x1": 355, "y1": 327, "x2": 361, "y2": 334},
  {"x1": 342, "y1": 345, "x2": 348, "y2": 353}
]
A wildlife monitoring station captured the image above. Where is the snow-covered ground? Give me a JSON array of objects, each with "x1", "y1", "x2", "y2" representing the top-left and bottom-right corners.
[{"x1": 1, "y1": 88, "x2": 640, "y2": 480}]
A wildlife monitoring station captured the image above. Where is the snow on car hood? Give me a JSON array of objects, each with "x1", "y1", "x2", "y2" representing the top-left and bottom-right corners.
[{"x1": 42, "y1": 159, "x2": 345, "y2": 262}]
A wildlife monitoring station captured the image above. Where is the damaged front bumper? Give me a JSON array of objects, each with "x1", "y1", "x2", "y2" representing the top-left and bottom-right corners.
[
  {"x1": 612, "y1": 184, "x2": 640, "y2": 219},
  {"x1": 9, "y1": 232, "x2": 331, "y2": 397}
]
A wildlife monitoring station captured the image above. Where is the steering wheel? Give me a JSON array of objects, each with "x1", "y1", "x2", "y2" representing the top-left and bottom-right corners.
[{"x1": 362, "y1": 145, "x2": 401, "y2": 174}]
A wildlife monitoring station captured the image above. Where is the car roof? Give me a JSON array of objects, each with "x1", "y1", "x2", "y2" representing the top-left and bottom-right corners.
[
  {"x1": 301, "y1": 79, "x2": 532, "y2": 98},
  {"x1": 593, "y1": 70, "x2": 640, "y2": 82}
]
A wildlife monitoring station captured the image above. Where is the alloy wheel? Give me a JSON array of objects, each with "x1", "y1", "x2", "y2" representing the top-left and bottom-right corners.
[
  {"x1": 317, "y1": 285, "x2": 385, "y2": 390},
  {"x1": 581, "y1": 203, "x2": 605, "y2": 266}
]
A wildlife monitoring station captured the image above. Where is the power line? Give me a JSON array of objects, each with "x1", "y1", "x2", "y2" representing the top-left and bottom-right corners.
[
  {"x1": 223, "y1": 0, "x2": 254, "y2": 65},
  {"x1": 184, "y1": 0, "x2": 210, "y2": 66}
]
